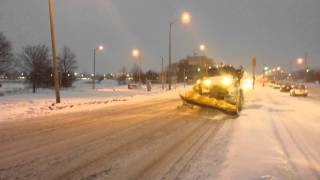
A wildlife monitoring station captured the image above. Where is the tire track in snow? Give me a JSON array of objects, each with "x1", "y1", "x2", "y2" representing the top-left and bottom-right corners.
[
  {"x1": 279, "y1": 118, "x2": 320, "y2": 179},
  {"x1": 0, "y1": 99, "x2": 177, "y2": 160},
  {"x1": 53, "y1": 108, "x2": 196, "y2": 179},
  {"x1": 59, "y1": 109, "x2": 229, "y2": 180},
  {"x1": 267, "y1": 92, "x2": 320, "y2": 179},
  {"x1": 161, "y1": 116, "x2": 229, "y2": 180},
  {"x1": 132, "y1": 111, "x2": 229, "y2": 180},
  {"x1": 269, "y1": 116, "x2": 300, "y2": 179},
  {"x1": 0, "y1": 99, "x2": 183, "y2": 179},
  {"x1": 0, "y1": 99, "x2": 173, "y2": 143}
]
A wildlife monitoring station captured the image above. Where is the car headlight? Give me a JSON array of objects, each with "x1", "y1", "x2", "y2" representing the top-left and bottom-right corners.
[
  {"x1": 203, "y1": 79, "x2": 212, "y2": 87},
  {"x1": 221, "y1": 76, "x2": 233, "y2": 86}
]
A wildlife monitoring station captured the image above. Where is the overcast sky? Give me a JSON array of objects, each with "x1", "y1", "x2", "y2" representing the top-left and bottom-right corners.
[{"x1": 1, "y1": 0, "x2": 319, "y2": 73}]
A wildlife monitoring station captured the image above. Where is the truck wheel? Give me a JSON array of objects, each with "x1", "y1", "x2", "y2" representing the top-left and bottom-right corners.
[{"x1": 235, "y1": 94, "x2": 242, "y2": 115}]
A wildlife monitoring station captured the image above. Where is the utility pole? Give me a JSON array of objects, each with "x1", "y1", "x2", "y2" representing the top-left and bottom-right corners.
[
  {"x1": 168, "y1": 22, "x2": 173, "y2": 90},
  {"x1": 48, "y1": 0, "x2": 61, "y2": 103},
  {"x1": 252, "y1": 58, "x2": 257, "y2": 90},
  {"x1": 161, "y1": 56, "x2": 164, "y2": 90}
]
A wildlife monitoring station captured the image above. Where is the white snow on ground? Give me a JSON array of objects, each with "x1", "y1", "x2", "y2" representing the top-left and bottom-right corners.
[
  {"x1": 215, "y1": 85, "x2": 320, "y2": 180},
  {"x1": 177, "y1": 84, "x2": 320, "y2": 180},
  {"x1": 1, "y1": 80, "x2": 320, "y2": 179},
  {"x1": 0, "y1": 80, "x2": 188, "y2": 121}
]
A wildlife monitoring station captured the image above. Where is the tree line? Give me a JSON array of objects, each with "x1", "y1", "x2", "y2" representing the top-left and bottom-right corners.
[
  {"x1": 0, "y1": 32, "x2": 77, "y2": 93},
  {"x1": 116, "y1": 65, "x2": 160, "y2": 85}
]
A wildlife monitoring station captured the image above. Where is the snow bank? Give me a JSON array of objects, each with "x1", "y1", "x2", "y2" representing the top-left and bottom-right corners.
[{"x1": 0, "y1": 80, "x2": 189, "y2": 122}]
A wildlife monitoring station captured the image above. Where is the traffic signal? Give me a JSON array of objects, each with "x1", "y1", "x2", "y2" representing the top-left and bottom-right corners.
[{"x1": 263, "y1": 66, "x2": 269, "y2": 72}]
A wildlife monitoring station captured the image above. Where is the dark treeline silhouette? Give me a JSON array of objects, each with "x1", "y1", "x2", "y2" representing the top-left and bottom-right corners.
[
  {"x1": 0, "y1": 32, "x2": 78, "y2": 93},
  {"x1": 0, "y1": 32, "x2": 13, "y2": 74}
]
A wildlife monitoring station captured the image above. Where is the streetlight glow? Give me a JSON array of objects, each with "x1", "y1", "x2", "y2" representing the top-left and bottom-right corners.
[
  {"x1": 297, "y1": 58, "x2": 304, "y2": 64},
  {"x1": 132, "y1": 49, "x2": 140, "y2": 58},
  {"x1": 98, "y1": 45, "x2": 104, "y2": 51},
  {"x1": 181, "y1": 12, "x2": 191, "y2": 24},
  {"x1": 277, "y1": 66, "x2": 281, "y2": 71},
  {"x1": 199, "y1": 44, "x2": 206, "y2": 52}
]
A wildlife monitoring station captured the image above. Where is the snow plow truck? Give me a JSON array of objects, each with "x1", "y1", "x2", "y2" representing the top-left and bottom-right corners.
[{"x1": 180, "y1": 66, "x2": 244, "y2": 115}]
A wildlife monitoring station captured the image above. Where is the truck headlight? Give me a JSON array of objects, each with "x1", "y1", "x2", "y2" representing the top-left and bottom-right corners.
[
  {"x1": 203, "y1": 79, "x2": 212, "y2": 87},
  {"x1": 221, "y1": 76, "x2": 232, "y2": 86}
]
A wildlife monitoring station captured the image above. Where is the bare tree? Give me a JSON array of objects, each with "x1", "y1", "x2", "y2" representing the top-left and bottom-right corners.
[
  {"x1": 58, "y1": 46, "x2": 77, "y2": 87},
  {"x1": 130, "y1": 64, "x2": 145, "y2": 83},
  {"x1": 0, "y1": 32, "x2": 13, "y2": 74},
  {"x1": 117, "y1": 66, "x2": 127, "y2": 85},
  {"x1": 19, "y1": 44, "x2": 52, "y2": 93}
]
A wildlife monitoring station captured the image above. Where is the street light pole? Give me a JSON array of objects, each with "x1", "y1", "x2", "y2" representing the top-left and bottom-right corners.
[
  {"x1": 304, "y1": 52, "x2": 308, "y2": 69},
  {"x1": 139, "y1": 56, "x2": 141, "y2": 85},
  {"x1": 168, "y1": 21, "x2": 175, "y2": 90},
  {"x1": 161, "y1": 56, "x2": 164, "y2": 90},
  {"x1": 93, "y1": 48, "x2": 96, "y2": 89},
  {"x1": 92, "y1": 45, "x2": 103, "y2": 90},
  {"x1": 132, "y1": 49, "x2": 142, "y2": 85},
  {"x1": 48, "y1": 0, "x2": 61, "y2": 103},
  {"x1": 168, "y1": 12, "x2": 191, "y2": 90}
]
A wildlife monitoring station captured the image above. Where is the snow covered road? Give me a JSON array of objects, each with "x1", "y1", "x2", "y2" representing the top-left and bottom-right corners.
[
  {"x1": 0, "y1": 85, "x2": 320, "y2": 180},
  {"x1": 0, "y1": 93, "x2": 232, "y2": 180},
  {"x1": 218, "y1": 86, "x2": 320, "y2": 180}
]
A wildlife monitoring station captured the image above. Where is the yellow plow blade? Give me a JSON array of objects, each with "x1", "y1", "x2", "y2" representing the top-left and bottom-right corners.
[{"x1": 180, "y1": 91, "x2": 238, "y2": 113}]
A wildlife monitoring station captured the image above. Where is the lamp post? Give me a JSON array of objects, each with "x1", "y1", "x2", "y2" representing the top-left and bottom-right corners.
[
  {"x1": 93, "y1": 45, "x2": 104, "y2": 89},
  {"x1": 161, "y1": 56, "x2": 165, "y2": 90},
  {"x1": 48, "y1": 0, "x2": 60, "y2": 103},
  {"x1": 132, "y1": 48, "x2": 141, "y2": 84},
  {"x1": 168, "y1": 12, "x2": 191, "y2": 90},
  {"x1": 199, "y1": 44, "x2": 207, "y2": 75},
  {"x1": 199, "y1": 44, "x2": 206, "y2": 52}
]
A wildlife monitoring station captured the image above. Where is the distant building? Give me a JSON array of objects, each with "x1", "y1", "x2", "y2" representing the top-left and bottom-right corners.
[{"x1": 171, "y1": 55, "x2": 215, "y2": 83}]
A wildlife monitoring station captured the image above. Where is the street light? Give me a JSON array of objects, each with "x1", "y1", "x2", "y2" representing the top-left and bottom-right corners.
[
  {"x1": 199, "y1": 44, "x2": 206, "y2": 52},
  {"x1": 277, "y1": 66, "x2": 281, "y2": 71},
  {"x1": 297, "y1": 58, "x2": 304, "y2": 65},
  {"x1": 132, "y1": 48, "x2": 140, "y2": 58},
  {"x1": 181, "y1": 12, "x2": 191, "y2": 24},
  {"x1": 199, "y1": 44, "x2": 208, "y2": 75},
  {"x1": 92, "y1": 45, "x2": 104, "y2": 89},
  {"x1": 132, "y1": 48, "x2": 142, "y2": 84},
  {"x1": 168, "y1": 11, "x2": 191, "y2": 90}
]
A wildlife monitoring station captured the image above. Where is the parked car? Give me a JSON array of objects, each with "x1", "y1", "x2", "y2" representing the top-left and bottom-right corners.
[
  {"x1": 280, "y1": 83, "x2": 292, "y2": 92},
  {"x1": 128, "y1": 84, "x2": 141, "y2": 89},
  {"x1": 290, "y1": 85, "x2": 308, "y2": 97},
  {"x1": 273, "y1": 82, "x2": 281, "y2": 89}
]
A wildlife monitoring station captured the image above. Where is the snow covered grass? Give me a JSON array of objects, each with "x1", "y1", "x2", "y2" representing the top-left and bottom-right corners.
[{"x1": 0, "y1": 80, "x2": 189, "y2": 122}]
